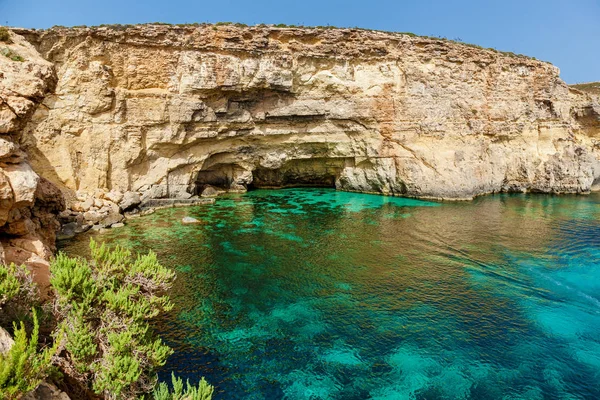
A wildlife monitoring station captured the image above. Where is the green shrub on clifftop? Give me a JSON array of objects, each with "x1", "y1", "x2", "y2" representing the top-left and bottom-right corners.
[{"x1": 0, "y1": 27, "x2": 11, "y2": 43}]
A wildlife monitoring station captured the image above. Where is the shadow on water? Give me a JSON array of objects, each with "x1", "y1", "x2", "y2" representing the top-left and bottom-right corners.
[{"x1": 59, "y1": 189, "x2": 600, "y2": 399}]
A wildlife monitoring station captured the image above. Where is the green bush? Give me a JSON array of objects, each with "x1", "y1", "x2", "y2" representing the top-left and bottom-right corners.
[
  {"x1": 0, "y1": 240, "x2": 215, "y2": 399},
  {"x1": 152, "y1": 373, "x2": 214, "y2": 400},
  {"x1": 0, "y1": 27, "x2": 11, "y2": 43},
  {"x1": 0, "y1": 309, "x2": 57, "y2": 400},
  {"x1": 50, "y1": 240, "x2": 178, "y2": 399},
  {"x1": 0, "y1": 264, "x2": 38, "y2": 328}
]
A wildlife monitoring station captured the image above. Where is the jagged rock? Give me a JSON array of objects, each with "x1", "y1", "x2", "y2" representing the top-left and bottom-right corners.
[
  {"x1": 119, "y1": 191, "x2": 141, "y2": 211},
  {"x1": 0, "y1": 30, "x2": 61, "y2": 268},
  {"x1": 103, "y1": 190, "x2": 124, "y2": 204},
  {"x1": 8, "y1": 237, "x2": 51, "y2": 260},
  {"x1": 0, "y1": 170, "x2": 14, "y2": 226},
  {"x1": 2, "y1": 163, "x2": 39, "y2": 207},
  {"x1": 0, "y1": 137, "x2": 26, "y2": 161},
  {"x1": 99, "y1": 211, "x2": 124, "y2": 228},
  {"x1": 4, "y1": 217, "x2": 37, "y2": 236},
  {"x1": 0, "y1": 326, "x2": 14, "y2": 354}
]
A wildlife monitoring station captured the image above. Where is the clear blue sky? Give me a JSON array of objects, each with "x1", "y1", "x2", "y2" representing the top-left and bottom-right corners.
[{"x1": 1, "y1": 0, "x2": 598, "y2": 83}]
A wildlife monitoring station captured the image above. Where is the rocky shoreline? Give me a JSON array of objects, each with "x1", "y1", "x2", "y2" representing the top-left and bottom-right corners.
[{"x1": 57, "y1": 188, "x2": 216, "y2": 239}]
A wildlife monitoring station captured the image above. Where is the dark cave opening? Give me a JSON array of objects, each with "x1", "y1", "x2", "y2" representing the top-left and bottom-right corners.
[
  {"x1": 194, "y1": 158, "x2": 350, "y2": 193},
  {"x1": 248, "y1": 158, "x2": 346, "y2": 190},
  {"x1": 194, "y1": 163, "x2": 247, "y2": 194}
]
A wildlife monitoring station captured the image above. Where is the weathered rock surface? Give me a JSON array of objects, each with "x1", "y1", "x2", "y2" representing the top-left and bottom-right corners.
[
  {"x1": 0, "y1": 28, "x2": 63, "y2": 270},
  {"x1": 22, "y1": 382, "x2": 71, "y2": 400},
  {"x1": 12, "y1": 24, "x2": 598, "y2": 204}
]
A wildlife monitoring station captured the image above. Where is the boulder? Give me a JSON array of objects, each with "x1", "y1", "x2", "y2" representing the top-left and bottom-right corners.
[
  {"x1": 57, "y1": 221, "x2": 91, "y2": 240},
  {"x1": 82, "y1": 210, "x2": 104, "y2": 224},
  {"x1": 141, "y1": 185, "x2": 167, "y2": 202},
  {"x1": 23, "y1": 382, "x2": 71, "y2": 400},
  {"x1": 0, "y1": 138, "x2": 23, "y2": 160},
  {"x1": 201, "y1": 185, "x2": 221, "y2": 198},
  {"x1": 103, "y1": 190, "x2": 124, "y2": 204},
  {"x1": 100, "y1": 212, "x2": 124, "y2": 228},
  {"x1": 80, "y1": 197, "x2": 94, "y2": 211},
  {"x1": 2, "y1": 163, "x2": 39, "y2": 207},
  {"x1": 119, "y1": 191, "x2": 141, "y2": 211}
]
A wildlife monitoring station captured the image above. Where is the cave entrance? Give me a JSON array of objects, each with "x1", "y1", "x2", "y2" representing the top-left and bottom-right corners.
[
  {"x1": 194, "y1": 163, "x2": 247, "y2": 194},
  {"x1": 249, "y1": 158, "x2": 346, "y2": 190}
]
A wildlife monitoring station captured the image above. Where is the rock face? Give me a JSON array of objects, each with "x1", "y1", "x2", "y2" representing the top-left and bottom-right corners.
[
  {"x1": 13, "y1": 24, "x2": 598, "y2": 203},
  {"x1": 0, "y1": 25, "x2": 599, "y2": 264},
  {"x1": 0, "y1": 29, "x2": 64, "y2": 270}
]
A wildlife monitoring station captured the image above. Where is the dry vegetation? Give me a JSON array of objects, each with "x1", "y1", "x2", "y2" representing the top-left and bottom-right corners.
[{"x1": 571, "y1": 82, "x2": 600, "y2": 96}]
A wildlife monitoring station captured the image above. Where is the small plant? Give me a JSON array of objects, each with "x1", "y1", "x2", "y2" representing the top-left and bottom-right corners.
[
  {"x1": 0, "y1": 27, "x2": 11, "y2": 43},
  {"x1": 0, "y1": 309, "x2": 58, "y2": 400},
  {"x1": 1, "y1": 48, "x2": 25, "y2": 62},
  {"x1": 152, "y1": 373, "x2": 214, "y2": 400},
  {"x1": 0, "y1": 263, "x2": 38, "y2": 328}
]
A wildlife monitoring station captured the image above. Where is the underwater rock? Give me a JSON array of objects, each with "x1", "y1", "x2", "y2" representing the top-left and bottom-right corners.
[{"x1": 181, "y1": 216, "x2": 201, "y2": 224}]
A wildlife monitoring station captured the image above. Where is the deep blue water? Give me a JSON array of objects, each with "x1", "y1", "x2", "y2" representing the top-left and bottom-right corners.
[{"x1": 60, "y1": 189, "x2": 600, "y2": 399}]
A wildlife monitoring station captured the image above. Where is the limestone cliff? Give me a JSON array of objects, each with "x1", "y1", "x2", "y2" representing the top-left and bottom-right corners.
[
  {"x1": 0, "y1": 29, "x2": 63, "y2": 278},
  {"x1": 0, "y1": 24, "x2": 599, "y2": 264},
  {"x1": 15, "y1": 25, "x2": 600, "y2": 204}
]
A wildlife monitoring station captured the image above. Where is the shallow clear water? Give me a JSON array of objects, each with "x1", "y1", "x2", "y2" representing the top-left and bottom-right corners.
[{"x1": 59, "y1": 189, "x2": 600, "y2": 399}]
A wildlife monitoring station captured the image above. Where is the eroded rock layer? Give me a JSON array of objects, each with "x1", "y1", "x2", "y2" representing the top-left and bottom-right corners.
[{"x1": 0, "y1": 30, "x2": 63, "y2": 276}]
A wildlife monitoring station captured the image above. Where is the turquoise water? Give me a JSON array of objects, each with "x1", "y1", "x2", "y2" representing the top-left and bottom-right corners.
[{"x1": 59, "y1": 189, "x2": 600, "y2": 399}]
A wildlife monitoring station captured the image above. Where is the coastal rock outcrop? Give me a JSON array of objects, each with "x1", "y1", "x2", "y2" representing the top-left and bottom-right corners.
[
  {"x1": 0, "y1": 24, "x2": 599, "y2": 265},
  {"x1": 0, "y1": 29, "x2": 63, "y2": 271},
  {"x1": 13, "y1": 24, "x2": 599, "y2": 207}
]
